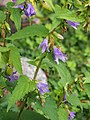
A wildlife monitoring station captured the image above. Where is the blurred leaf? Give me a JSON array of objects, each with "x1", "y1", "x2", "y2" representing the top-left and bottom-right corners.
[
  {"x1": 58, "y1": 107, "x2": 68, "y2": 120},
  {"x1": 84, "y1": 77, "x2": 90, "y2": 84},
  {"x1": 6, "y1": 24, "x2": 49, "y2": 40},
  {"x1": 10, "y1": 8, "x2": 21, "y2": 31},
  {"x1": 7, "y1": 75, "x2": 36, "y2": 111},
  {"x1": 55, "y1": 5, "x2": 84, "y2": 22},
  {"x1": 42, "y1": 97, "x2": 58, "y2": 120},
  {"x1": 0, "y1": 47, "x2": 10, "y2": 52},
  {"x1": 16, "y1": 0, "x2": 25, "y2": 4},
  {"x1": 0, "y1": 11, "x2": 6, "y2": 23},
  {"x1": 66, "y1": 94, "x2": 82, "y2": 109},
  {"x1": 9, "y1": 46, "x2": 22, "y2": 74},
  {"x1": 84, "y1": 84, "x2": 90, "y2": 98},
  {"x1": 0, "y1": 52, "x2": 6, "y2": 68}
]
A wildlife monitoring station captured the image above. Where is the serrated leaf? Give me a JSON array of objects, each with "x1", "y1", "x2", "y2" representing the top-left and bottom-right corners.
[
  {"x1": 10, "y1": 8, "x2": 21, "y2": 31},
  {"x1": 58, "y1": 107, "x2": 68, "y2": 120},
  {"x1": 6, "y1": 24, "x2": 49, "y2": 40},
  {"x1": 66, "y1": 94, "x2": 82, "y2": 108},
  {"x1": 7, "y1": 75, "x2": 36, "y2": 111},
  {"x1": 9, "y1": 46, "x2": 22, "y2": 73},
  {"x1": 55, "y1": 5, "x2": 84, "y2": 22},
  {"x1": 42, "y1": 97, "x2": 58, "y2": 120},
  {"x1": 0, "y1": 11, "x2": 6, "y2": 23}
]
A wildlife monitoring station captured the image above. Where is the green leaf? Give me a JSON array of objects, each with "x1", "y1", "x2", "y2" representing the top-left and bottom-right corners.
[
  {"x1": 84, "y1": 77, "x2": 90, "y2": 84},
  {"x1": 9, "y1": 46, "x2": 22, "y2": 73},
  {"x1": 66, "y1": 94, "x2": 82, "y2": 108},
  {"x1": 42, "y1": 53, "x2": 72, "y2": 86},
  {"x1": 0, "y1": 52, "x2": 6, "y2": 68},
  {"x1": 58, "y1": 107, "x2": 68, "y2": 120},
  {"x1": 0, "y1": 11, "x2": 6, "y2": 23},
  {"x1": 7, "y1": 75, "x2": 36, "y2": 111},
  {"x1": 16, "y1": 0, "x2": 25, "y2": 4},
  {"x1": 6, "y1": 24, "x2": 49, "y2": 40},
  {"x1": 84, "y1": 84, "x2": 90, "y2": 98},
  {"x1": 0, "y1": 47, "x2": 10, "y2": 52},
  {"x1": 10, "y1": 8, "x2": 21, "y2": 31},
  {"x1": 55, "y1": 5, "x2": 84, "y2": 22},
  {"x1": 42, "y1": 97, "x2": 58, "y2": 120}
]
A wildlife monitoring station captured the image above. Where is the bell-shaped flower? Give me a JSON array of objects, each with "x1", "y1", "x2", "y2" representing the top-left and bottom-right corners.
[
  {"x1": 66, "y1": 20, "x2": 80, "y2": 30},
  {"x1": 37, "y1": 82, "x2": 49, "y2": 95},
  {"x1": 38, "y1": 39, "x2": 50, "y2": 53},
  {"x1": 12, "y1": 0, "x2": 17, "y2": 3},
  {"x1": 68, "y1": 112, "x2": 75, "y2": 120},
  {"x1": 24, "y1": 3, "x2": 36, "y2": 17},
  {"x1": 53, "y1": 46, "x2": 67, "y2": 64}
]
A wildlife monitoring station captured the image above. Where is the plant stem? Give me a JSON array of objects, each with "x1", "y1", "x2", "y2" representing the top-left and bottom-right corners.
[{"x1": 16, "y1": 53, "x2": 47, "y2": 120}]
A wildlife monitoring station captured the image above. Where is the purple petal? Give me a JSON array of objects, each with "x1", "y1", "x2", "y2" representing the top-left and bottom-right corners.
[
  {"x1": 12, "y1": 0, "x2": 17, "y2": 3},
  {"x1": 24, "y1": 3, "x2": 36, "y2": 17},
  {"x1": 66, "y1": 20, "x2": 80, "y2": 30},
  {"x1": 6, "y1": 71, "x2": 18, "y2": 82},
  {"x1": 15, "y1": 3, "x2": 24, "y2": 10},
  {"x1": 68, "y1": 112, "x2": 75, "y2": 120},
  {"x1": 37, "y1": 82, "x2": 49, "y2": 95}
]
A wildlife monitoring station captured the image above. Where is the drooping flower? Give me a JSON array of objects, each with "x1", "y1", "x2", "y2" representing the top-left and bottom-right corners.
[
  {"x1": 66, "y1": 20, "x2": 80, "y2": 30},
  {"x1": 24, "y1": 3, "x2": 36, "y2": 17},
  {"x1": 6, "y1": 71, "x2": 18, "y2": 82},
  {"x1": 38, "y1": 39, "x2": 50, "y2": 53},
  {"x1": 53, "y1": 46, "x2": 67, "y2": 64},
  {"x1": 37, "y1": 82, "x2": 49, "y2": 95},
  {"x1": 68, "y1": 112, "x2": 75, "y2": 120}
]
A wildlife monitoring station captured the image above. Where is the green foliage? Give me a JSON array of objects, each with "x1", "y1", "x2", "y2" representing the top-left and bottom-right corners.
[
  {"x1": 7, "y1": 75, "x2": 36, "y2": 111},
  {"x1": 9, "y1": 46, "x2": 22, "y2": 74},
  {"x1": 0, "y1": 11, "x2": 6, "y2": 24},
  {"x1": 6, "y1": 24, "x2": 49, "y2": 40},
  {"x1": 84, "y1": 84, "x2": 90, "y2": 98},
  {"x1": 10, "y1": 8, "x2": 21, "y2": 31},
  {"x1": 58, "y1": 107, "x2": 68, "y2": 120},
  {"x1": 42, "y1": 97, "x2": 58, "y2": 120}
]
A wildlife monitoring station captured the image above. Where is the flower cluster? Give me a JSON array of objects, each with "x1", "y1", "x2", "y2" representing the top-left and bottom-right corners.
[
  {"x1": 39, "y1": 39, "x2": 67, "y2": 64},
  {"x1": 12, "y1": 0, "x2": 36, "y2": 17},
  {"x1": 6, "y1": 71, "x2": 18, "y2": 82}
]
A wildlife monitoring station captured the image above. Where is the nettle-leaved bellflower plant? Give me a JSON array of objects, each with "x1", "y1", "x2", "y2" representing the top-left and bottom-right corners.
[
  {"x1": 37, "y1": 82, "x2": 49, "y2": 95},
  {"x1": 38, "y1": 39, "x2": 50, "y2": 53},
  {"x1": 6, "y1": 71, "x2": 18, "y2": 82},
  {"x1": 53, "y1": 46, "x2": 67, "y2": 64},
  {"x1": 66, "y1": 20, "x2": 80, "y2": 30},
  {"x1": 68, "y1": 112, "x2": 75, "y2": 120}
]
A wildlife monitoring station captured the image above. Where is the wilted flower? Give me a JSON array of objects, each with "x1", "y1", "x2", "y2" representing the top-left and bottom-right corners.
[
  {"x1": 24, "y1": 3, "x2": 36, "y2": 17},
  {"x1": 37, "y1": 82, "x2": 49, "y2": 95},
  {"x1": 53, "y1": 46, "x2": 67, "y2": 64},
  {"x1": 66, "y1": 20, "x2": 80, "y2": 30},
  {"x1": 38, "y1": 39, "x2": 50, "y2": 53},
  {"x1": 68, "y1": 112, "x2": 75, "y2": 120},
  {"x1": 6, "y1": 71, "x2": 18, "y2": 82}
]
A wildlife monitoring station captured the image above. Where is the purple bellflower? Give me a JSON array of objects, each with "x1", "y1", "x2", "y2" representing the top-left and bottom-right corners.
[
  {"x1": 15, "y1": 3, "x2": 25, "y2": 10},
  {"x1": 66, "y1": 20, "x2": 80, "y2": 30},
  {"x1": 68, "y1": 112, "x2": 75, "y2": 120},
  {"x1": 6, "y1": 71, "x2": 18, "y2": 82},
  {"x1": 53, "y1": 46, "x2": 67, "y2": 64},
  {"x1": 38, "y1": 39, "x2": 50, "y2": 53},
  {"x1": 37, "y1": 82, "x2": 49, "y2": 95},
  {"x1": 24, "y1": 3, "x2": 36, "y2": 17}
]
